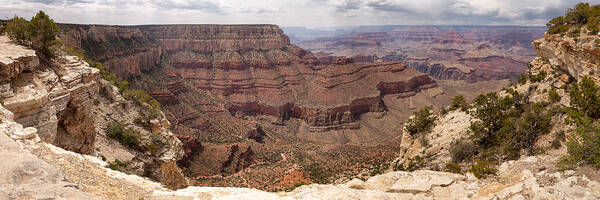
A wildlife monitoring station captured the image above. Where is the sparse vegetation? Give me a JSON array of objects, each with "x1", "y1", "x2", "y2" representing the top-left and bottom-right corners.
[
  {"x1": 470, "y1": 160, "x2": 497, "y2": 179},
  {"x1": 529, "y1": 70, "x2": 547, "y2": 83},
  {"x1": 569, "y1": 76, "x2": 600, "y2": 119},
  {"x1": 549, "y1": 89, "x2": 560, "y2": 103},
  {"x1": 5, "y1": 11, "x2": 61, "y2": 61},
  {"x1": 108, "y1": 159, "x2": 128, "y2": 172},
  {"x1": 450, "y1": 140, "x2": 478, "y2": 162},
  {"x1": 445, "y1": 162, "x2": 462, "y2": 174},
  {"x1": 547, "y1": 3, "x2": 600, "y2": 35},
  {"x1": 558, "y1": 78, "x2": 600, "y2": 170},
  {"x1": 107, "y1": 121, "x2": 142, "y2": 150},
  {"x1": 65, "y1": 47, "x2": 163, "y2": 119},
  {"x1": 517, "y1": 73, "x2": 527, "y2": 85},
  {"x1": 405, "y1": 106, "x2": 437, "y2": 135},
  {"x1": 450, "y1": 95, "x2": 468, "y2": 111}
]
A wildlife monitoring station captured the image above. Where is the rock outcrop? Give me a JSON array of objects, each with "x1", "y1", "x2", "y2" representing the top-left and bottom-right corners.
[
  {"x1": 0, "y1": 36, "x2": 99, "y2": 154},
  {"x1": 0, "y1": 35, "x2": 185, "y2": 189},
  {"x1": 534, "y1": 33, "x2": 600, "y2": 82}
]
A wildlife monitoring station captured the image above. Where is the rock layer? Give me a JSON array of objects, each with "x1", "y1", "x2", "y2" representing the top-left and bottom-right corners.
[
  {"x1": 60, "y1": 24, "x2": 437, "y2": 128},
  {"x1": 0, "y1": 36, "x2": 100, "y2": 154}
]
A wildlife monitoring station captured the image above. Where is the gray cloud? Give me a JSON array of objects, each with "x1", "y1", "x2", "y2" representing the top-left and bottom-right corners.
[
  {"x1": 21, "y1": 0, "x2": 94, "y2": 5},
  {"x1": 332, "y1": 0, "x2": 362, "y2": 12},
  {"x1": 150, "y1": 0, "x2": 223, "y2": 13},
  {"x1": 0, "y1": 0, "x2": 597, "y2": 27}
]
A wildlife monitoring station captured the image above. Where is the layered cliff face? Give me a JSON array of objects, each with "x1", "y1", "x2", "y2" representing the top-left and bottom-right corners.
[
  {"x1": 58, "y1": 24, "x2": 511, "y2": 190},
  {"x1": 533, "y1": 33, "x2": 600, "y2": 82},
  {"x1": 0, "y1": 36, "x2": 99, "y2": 154},
  {"x1": 0, "y1": 35, "x2": 185, "y2": 188},
  {"x1": 292, "y1": 25, "x2": 544, "y2": 83},
  {"x1": 59, "y1": 24, "x2": 437, "y2": 129}
]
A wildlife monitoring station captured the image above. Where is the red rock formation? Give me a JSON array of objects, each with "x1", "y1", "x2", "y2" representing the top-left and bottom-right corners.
[
  {"x1": 60, "y1": 24, "x2": 435, "y2": 128},
  {"x1": 390, "y1": 26, "x2": 443, "y2": 42},
  {"x1": 433, "y1": 30, "x2": 472, "y2": 45}
]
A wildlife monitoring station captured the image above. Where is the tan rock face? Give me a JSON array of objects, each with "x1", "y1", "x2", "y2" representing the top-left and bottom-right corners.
[
  {"x1": 0, "y1": 36, "x2": 39, "y2": 83},
  {"x1": 0, "y1": 103, "x2": 99, "y2": 200},
  {"x1": 0, "y1": 36, "x2": 100, "y2": 155},
  {"x1": 533, "y1": 33, "x2": 600, "y2": 82}
]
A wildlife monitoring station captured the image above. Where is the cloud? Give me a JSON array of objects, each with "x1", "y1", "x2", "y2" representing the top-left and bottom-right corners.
[
  {"x1": 0, "y1": 0, "x2": 596, "y2": 27},
  {"x1": 150, "y1": 0, "x2": 223, "y2": 13},
  {"x1": 329, "y1": 0, "x2": 362, "y2": 12},
  {"x1": 20, "y1": 0, "x2": 94, "y2": 5}
]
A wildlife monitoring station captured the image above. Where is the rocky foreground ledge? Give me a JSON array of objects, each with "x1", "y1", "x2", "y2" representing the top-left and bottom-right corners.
[{"x1": 2, "y1": 111, "x2": 599, "y2": 200}]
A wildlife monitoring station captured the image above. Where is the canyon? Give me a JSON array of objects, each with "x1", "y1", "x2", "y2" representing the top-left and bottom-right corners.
[
  {"x1": 2, "y1": 23, "x2": 600, "y2": 199},
  {"x1": 53, "y1": 24, "x2": 509, "y2": 189},
  {"x1": 288, "y1": 25, "x2": 545, "y2": 82}
]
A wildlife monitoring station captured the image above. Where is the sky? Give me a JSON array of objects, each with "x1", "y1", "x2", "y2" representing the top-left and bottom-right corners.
[{"x1": 1, "y1": 0, "x2": 599, "y2": 28}]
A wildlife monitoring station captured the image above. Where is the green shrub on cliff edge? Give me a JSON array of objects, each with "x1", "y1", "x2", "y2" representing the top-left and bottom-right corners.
[
  {"x1": 547, "y1": 3, "x2": 600, "y2": 35},
  {"x1": 5, "y1": 11, "x2": 61, "y2": 61},
  {"x1": 107, "y1": 121, "x2": 142, "y2": 150},
  {"x1": 405, "y1": 106, "x2": 437, "y2": 135},
  {"x1": 557, "y1": 78, "x2": 600, "y2": 170}
]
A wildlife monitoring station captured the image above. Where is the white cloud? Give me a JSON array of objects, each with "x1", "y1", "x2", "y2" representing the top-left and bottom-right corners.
[{"x1": 0, "y1": 0, "x2": 597, "y2": 27}]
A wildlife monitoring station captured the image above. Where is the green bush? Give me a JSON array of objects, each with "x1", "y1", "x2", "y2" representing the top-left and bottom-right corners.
[
  {"x1": 450, "y1": 95, "x2": 468, "y2": 111},
  {"x1": 529, "y1": 71, "x2": 547, "y2": 83},
  {"x1": 549, "y1": 89, "x2": 560, "y2": 103},
  {"x1": 558, "y1": 112, "x2": 600, "y2": 170},
  {"x1": 570, "y1": 76, "x2": 600, "y2": 118},
  {"x1": 108, "y1": 159, "x2": 128, "y2": 172},
  {"x1": 547, "y1": 3, "x2": 600, "y2": 35},
  {"x1": 497, "y1": 102, "x2": 552, "y2": 159},
  {"x1": 551, "y1": 130, "x2": 566, "y2": 149},
  {"x1": 450, "y1": 140, "x2": 479, "y2": 162},
  {"x1": 469, "y1": 92, "x2": 518, "y2": 148},
  {"x1": 445, "y1": 162, "x2": 462, "y2": 174},
  {"x1": 5, "y1": 16, "x2": 28, "y2": 44},
  {"x1": 517, "y1": 73, "x2": 527, "y2": 85},
  {"x1": 107, "y1": 121, "x2": 141, "y2": 149},
  {"x1": 405, "y1": 106, "x2": 437, "y2": 135},
  {"x1": 470, "y1": 160, "x2": 497, "y2": 179},
  {"x1": 5, "y1": 11, "x2": 61, "y2": 60}
]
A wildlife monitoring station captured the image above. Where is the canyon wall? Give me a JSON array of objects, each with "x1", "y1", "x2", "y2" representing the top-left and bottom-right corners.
[
  {"x1": 59, "y1": 24, "x2": 436, "y2": 129},
  {"x1": 293, "y1": 25, "x2": 544, "y2": 83}
]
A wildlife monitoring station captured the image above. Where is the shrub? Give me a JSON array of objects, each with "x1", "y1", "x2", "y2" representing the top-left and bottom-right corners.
[
  {"x1": 498, "y1": 102, "x2": 552, "y2": 158},
  {"x1": 517, "y1": 73, "x2": 527, "y2": 85},
  {"x1": 469, "y1": 92, "x2": 517, "y2": 148},
  {"x1": 107, "y1": 121, "x2": 141, "y2": 149},
  {"x1": 549, "y1": 89, "x2": 560, "y2": 103},
  {"x1": 470, "y1": 160, "x2": 497, "y2": 179},
  {"x1": 304, "y1": 162, "x2": 333, "y2": 184},
  {"x1": 405, "y1": 106, "x2": 437, "y2": 135},
  {"x1": 5, "y1": 16, "x2": 29, "y2": 44},
  {"x1": 570, "y1": 76, "x2": 600, "y2": 118},
  {"x1": 450, "y1": 140, "x2": 479, "y2": 162},
  {"x1": 529, "y1": 71, "x2": 547, "y2": 83},
  {"x1": 450, "y1": 95, "x2": 468, "y2": 111},
  {"x1": 445, "y1": 162, "x2": 462, "y2": 174},
  {"x1": 27, "y1": 11, "x2": 61, "y2": 59},
  {"x1": 547, "y1": 3, "x2": 600, "y2": 35},
  {"x1": 551, "y1": 130, "x2": 566, "y2": 149},
  {"x1": 123, "y1": 89, "x2": 151, "y2": 106},
  {"x1": 6, "y1": 11, "x2": 61, "y2": 60},
  {"x1": 108, "y1": 159, "x2": 128, "y2": 172},
  {"x1": 558, "y1": 113, "x2": 600, "y2": 170}
]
